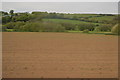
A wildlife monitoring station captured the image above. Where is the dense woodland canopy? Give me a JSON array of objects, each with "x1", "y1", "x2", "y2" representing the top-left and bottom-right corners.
[{"x1": 0, "y1": 10, "x2": 119, "y2": 35}]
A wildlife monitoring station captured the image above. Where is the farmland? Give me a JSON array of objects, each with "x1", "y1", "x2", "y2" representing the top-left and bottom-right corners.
[
  {"x1": 1, "y1": 10, "x2": 119, "y2": 78},
  {"x1": 43, "y1": 19, "x2": 100, "y2": 25},
  {"x1": 2, "y1": 32, "x2": 118, "y2": 78},
  {"x1": 1, "y1": 10, "x2": 119, "y2": 35}
]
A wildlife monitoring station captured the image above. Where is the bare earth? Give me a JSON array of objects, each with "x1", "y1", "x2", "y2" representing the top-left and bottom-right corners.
[{"x1": 2, "y1": 32, "x2": 118, "y2": 78}]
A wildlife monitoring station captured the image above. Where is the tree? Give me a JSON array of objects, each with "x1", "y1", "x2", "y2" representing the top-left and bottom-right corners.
[
  {"x1": 9, "y1": 10, "x2": 14, "y2": 21},
  {"x1": 61, "y1": 23, "x2": 76, "y2": 30},
  {"x1": 74, "y1": 26, "x2": 79, "y2": 31},
  {"x1": 72, "y1": 16, "x2": 78, "y2": 20},
  {"x1": 2, "y1": 16, "x2": 11, "y2": 24},
  {"x1": 16, "y1": 13, "x2": 31, "y2": 22},
  {"x1": 4, "y1": 22, "x2": 16, "y2": 29},
  {"x1": 58, "y1": 14, "x2": 64, "y2": 19},
  {"x1": 2, "y1": 11, "x2": 8, "y2": 16},
  {"x1": 98, "y1": 24, "x2": 112, "y2": 32},
  {"x1": 9, "y1": 10, "x2": 14, "y2": 15},
  {"x1": 48, "y1": 12, "x2": 57, "y2": 18},
  {"x1": 42, "y1": 22, "x2": 65, "y2": 32},
  {"x1": 2, "y1": 25, "x2": 7, "y2": 32},
  {"x1": 78, "y1": 23, "x2": 95, "y2": 31},
  {"x1": 32, "y1": 11, "x2": 48, "y2": 18}
]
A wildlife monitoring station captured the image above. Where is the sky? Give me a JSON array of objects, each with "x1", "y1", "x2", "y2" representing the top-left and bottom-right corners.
[
  {"x1": 1, "y1": 0, "x2": 120, "y2": 2},
  {"x1": 2, "y1": 2, "x2": 119, "y2": 14}
]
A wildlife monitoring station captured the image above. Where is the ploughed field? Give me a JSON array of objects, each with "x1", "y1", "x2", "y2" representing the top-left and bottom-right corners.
[{"x1": 2, "y1": 32, "x2": 118, "y2": 78}]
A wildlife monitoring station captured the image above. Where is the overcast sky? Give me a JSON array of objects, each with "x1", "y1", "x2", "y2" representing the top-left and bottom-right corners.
[
  {"x1": 2, "y1": 2, "x2": 118, "y2": 14},
  {"x1": 1, "y1": 0, "x2": 120, "y2": 2}
]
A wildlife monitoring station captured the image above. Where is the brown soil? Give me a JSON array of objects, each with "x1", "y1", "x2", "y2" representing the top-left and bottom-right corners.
[{"x1": 2, "y1": 32, "x2": 118, "y2": 78}]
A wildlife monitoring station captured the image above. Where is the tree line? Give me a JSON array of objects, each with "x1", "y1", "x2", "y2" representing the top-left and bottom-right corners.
[{"x1": 1, "y1": 10, "x2": 119, "y2": 34}]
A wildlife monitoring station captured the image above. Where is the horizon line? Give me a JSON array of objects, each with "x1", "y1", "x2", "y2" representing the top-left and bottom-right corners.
[{"x1": 1, "y1": 10, "x2": 118, "y2": 14}]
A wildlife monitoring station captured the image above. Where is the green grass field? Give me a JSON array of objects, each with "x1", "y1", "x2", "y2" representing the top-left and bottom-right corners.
[
  {"x1": 88, "y1": 16, "x2": 115, "y2": 21},
  {"x1": 43, "y1": 19, "x2": 100, "y2": 25},
  {"x1": 64, "y1": 14, "x2": 98, "y2": 18},
  {"x1": 6, "y1": 29, "x2": 14, "y2": 32}
]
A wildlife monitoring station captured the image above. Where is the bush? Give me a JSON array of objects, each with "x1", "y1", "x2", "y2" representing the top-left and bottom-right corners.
[
  {"x1": 42, "y1": 22, "x2": 65, "y2": 32},
  {"x1": 83, "y1": 29, "x2": 89, "y2": 33},
  {"x1": 14, "y1": 22, "x2": 65, "y2": 32},
  {"x1": 78, "y1": 23, "x2": 95, "y2": 31},
  {"x1": 2, "y1": 25, "x2": 7, "y2": 31},
  {"x1": 98, "y1": 24, "x2": 112, "y2": 32},
  {"x1": 4, "y1": 22, "x2": 25, "y2": 31},
  {"x1": 17, "y1": 22, "x2": 42, "y2": 32},
  {"x1": 111, "y1": 24, "x2": 119, "y2": 35},
  {"x1": 94, "y1": 27, "x2": 101, "y2": 32},
  {"x1": 4, "y1": 22, "x2": 16, "y2": 29},
  {"x1": 61, "y1": 23, "x2": 76, "y2": 30},
  {"x1": 2, "y1": 16, "x2": 11, "y2": 24}
]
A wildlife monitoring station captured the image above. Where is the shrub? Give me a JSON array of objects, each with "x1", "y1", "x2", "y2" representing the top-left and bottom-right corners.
[
  {"x1": 5, "y1": 22, "x2": 25, "y2": 31},
  {"x1": 94, "y1": 27, "x2": 101, "y2": 32},
  {"x1": 111, "y1": 24, "x2": 119, "y2": 35},
  {"x1": 74, "y1": 26, "x2": 79, "y2": 31},
  {"x1": 83, "y1": 29, "x2": 89, "y2": 33},
  {"x1": 15, "y1": 13, "x2": 31, "y2": 22},
  {"x1": 4, "y1": 22, "x2": 16, "y2": 29},
  {"x1": 2, "y1": 16, "x2": 11, "y2": 24},
  {"x1": 2, "y1": 25, "x2": 7, "y2": 31},
  {"x1": 98, "y1": 24, "x2": 112, "y2": 32},
  {"x1": 14, "y1": 22, "x2": 65, "y2": 32},
  {"x1": 18, "y1": 22, "x2": 41, "y2": 32},
  {"x1": 42, "y1": 22, "x2": 65, "y2": 32},
  {"x1": 61, "y1": 23, "x2": 76, "y2": 30},
  {"x1": 78, "y1": 23, "x2": 95, "y2": 31}
]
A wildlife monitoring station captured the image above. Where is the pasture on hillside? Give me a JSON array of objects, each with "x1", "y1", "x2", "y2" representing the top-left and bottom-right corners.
[{"x1": 1, "y1": 10, "x2": 119, "y2": 35}]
